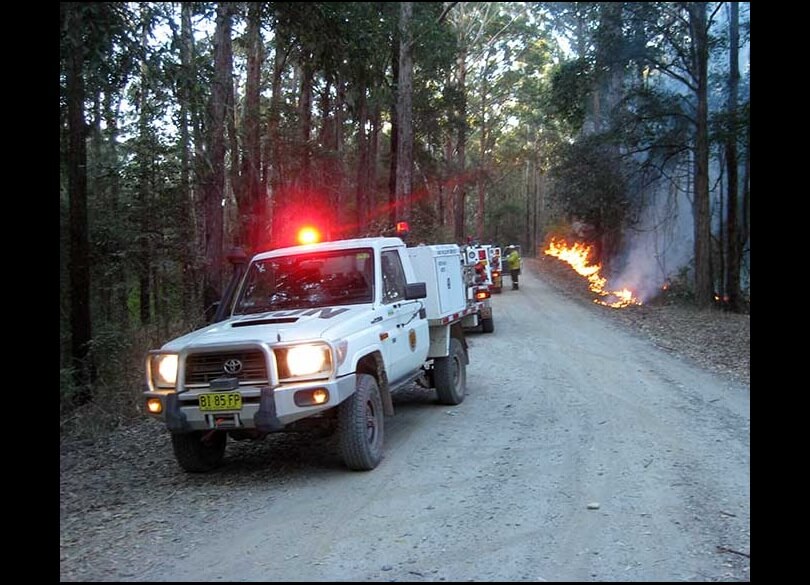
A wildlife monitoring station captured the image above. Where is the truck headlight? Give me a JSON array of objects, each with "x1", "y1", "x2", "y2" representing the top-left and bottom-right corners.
[
  {"x1": 276, "y1": 344, "x2": 333, "y2": 380},
  {"x1": 150, "y1": 353, "x2": 178, "y2": 388}
]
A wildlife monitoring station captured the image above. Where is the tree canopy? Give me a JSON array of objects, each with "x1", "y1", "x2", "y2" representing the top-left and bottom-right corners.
[{"x1": 60, "y1": 1, "x2": 750, "y2": 412}]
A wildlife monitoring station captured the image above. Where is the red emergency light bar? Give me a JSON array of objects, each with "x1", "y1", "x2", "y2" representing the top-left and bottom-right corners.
[{"x1": 297, "y1": 226, "x2": 321, "y2": 245}]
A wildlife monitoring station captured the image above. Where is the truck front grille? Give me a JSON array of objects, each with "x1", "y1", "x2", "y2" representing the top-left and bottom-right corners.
[{"x1": 184, "y1": 350, "x2": 268, "y2": 388}]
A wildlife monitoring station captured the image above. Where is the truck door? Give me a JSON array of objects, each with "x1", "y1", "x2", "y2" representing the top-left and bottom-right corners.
[{"x1": 380, "y1": 248, "x2": 430, "y2": 385}]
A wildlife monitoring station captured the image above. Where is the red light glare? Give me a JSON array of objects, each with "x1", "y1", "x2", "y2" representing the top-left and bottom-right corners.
[
  {"x1": 297, "y1": 226, "x2": 321, "y2": 245},
  {"x1": 396, "y1": 221, "x2": 410, "y2": 234}
]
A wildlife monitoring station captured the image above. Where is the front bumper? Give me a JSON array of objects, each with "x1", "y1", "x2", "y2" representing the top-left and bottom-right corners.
[{"x1": 144, "y1": 374, "x2": 357, "y2": 433}]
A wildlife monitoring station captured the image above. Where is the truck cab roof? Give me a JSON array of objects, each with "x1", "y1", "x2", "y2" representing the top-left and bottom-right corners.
[{"x1": 252, "y1": 237, "x2": 408, "y2": 261}]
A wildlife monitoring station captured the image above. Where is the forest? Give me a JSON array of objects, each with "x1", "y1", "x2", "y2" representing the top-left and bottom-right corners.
[{"x1": 59, "y1": 2, "x2": 750, "y2": 421}]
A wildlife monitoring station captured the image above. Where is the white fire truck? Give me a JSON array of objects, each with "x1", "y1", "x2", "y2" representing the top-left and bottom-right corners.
[
  {"x1": 489, "y1": 246, "x2": 503, "y2": 293},
  {"x1": 459, "y1": 244, "x2": 496, "y2": 333},
  {"x1": 144, "y1": 234, "x2": 478, "y2": 473}
]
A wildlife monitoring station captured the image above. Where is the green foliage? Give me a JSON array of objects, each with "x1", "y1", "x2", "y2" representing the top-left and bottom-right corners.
[
  {"x1": 550, "y1": 134, "x2": 627, "y2": 232},
  {"x1": 547, "y1": 58, "x2": 592, "y2": 133},
  {"x1": 613, "y1": 85, "x2": 692, "y2": 167}
]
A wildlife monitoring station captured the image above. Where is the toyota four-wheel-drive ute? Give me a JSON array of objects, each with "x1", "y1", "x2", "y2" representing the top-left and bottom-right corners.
[{"x1": 144, "y1": 236, "x2": 478, "y2": 473}]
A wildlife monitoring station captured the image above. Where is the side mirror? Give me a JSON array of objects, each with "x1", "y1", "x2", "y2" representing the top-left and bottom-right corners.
[
  {"x1": 405, "y1": 282, "x2": 427, "y2": 300},
  {"x1": 226, "y1": 246, "x2": 248, "y2": 266}
]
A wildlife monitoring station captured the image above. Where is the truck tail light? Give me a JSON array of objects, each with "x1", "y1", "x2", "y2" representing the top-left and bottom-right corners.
[{"x1": 475, "y1": 290, "x2": 490, "y2": 301}]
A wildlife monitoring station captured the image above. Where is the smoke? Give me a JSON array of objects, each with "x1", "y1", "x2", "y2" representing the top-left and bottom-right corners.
[{"x1": 608, "y1": 177, "x2": 694, "y2": 303}]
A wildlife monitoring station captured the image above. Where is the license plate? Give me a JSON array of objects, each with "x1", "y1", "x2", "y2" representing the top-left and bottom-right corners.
[{"x1": 199, "y1": 392, "x2": 242, "y2": 411}]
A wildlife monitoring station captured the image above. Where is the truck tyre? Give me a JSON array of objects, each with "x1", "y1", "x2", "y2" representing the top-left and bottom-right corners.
[
  {"x1": 481, "y1": 316, "x2": 494, "y2": 333},
  {"x1": 171, "y1": 430, "x2": 227, "y2": 473},
  {"x1": 434, "y1": 337, "x2": 466, "y2": 405},
  {"x1": 338, "y1": 374, "x2": 384, "y2": 471}
]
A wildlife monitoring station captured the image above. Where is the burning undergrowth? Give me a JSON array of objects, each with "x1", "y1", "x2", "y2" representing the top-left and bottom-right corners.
[{"x1": 543, "y1": 237, "x2": 643, "y2": 309}]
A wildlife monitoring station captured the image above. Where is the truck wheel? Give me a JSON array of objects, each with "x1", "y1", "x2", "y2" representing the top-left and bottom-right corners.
[
  {"x1": 338, "y1": 374, "x2": 384, "y2": 471},
  {"x1": 481, "y1": 316, "x2": 494, "y2": 333},
  {"x1": 434, "y1": 337, "x2": 466, "y2": 405},
  {"x1": 171, "y1": 430, "x2": 227, "y2": 473}
]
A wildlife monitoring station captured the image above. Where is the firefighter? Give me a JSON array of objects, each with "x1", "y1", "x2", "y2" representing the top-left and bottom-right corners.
[
  {"x1": 506, "y1": 245, "x2": 521, "y2": 290},
  {"x1": 474, "y1": 259, "x2": 487, "y2": 284}
]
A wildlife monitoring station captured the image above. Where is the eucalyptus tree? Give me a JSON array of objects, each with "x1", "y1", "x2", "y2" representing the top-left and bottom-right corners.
[
  {"x1": 135, "y1": 3, "x2": 156, "y2": 326},
  {"x1": 543, "y1": 1, "x2": 744, "y2": 309},
  {"x1": 626, "y1": 1, "x2": 726, "y2": 308},
  {"x1": 61, "y1": 2, "x2": 138, "y2": 400},
  {"x1": 444, "y1": 2, "x2": 499, "y2": 241},
  {"x1": 721, "y1": 1, "x2": 748, "y2": 312},
  {"x1": 267, "y1": 2, "x2": 390, "y2": 241},
  {"x1": 192, "y1": 1, "x2": 237, "y2": 314},
  {"x1": 172, "y1": 1, "x2": 206, "y2": 320},
  {"x1": 544, "y1": 2, "x2": 643, "y2": 269},
  {"x1": 392, "y1": 1, "x2": 458, "y2": 239},
  {"x1": 395, "y1": 2, "x2": 414, "y2": 226},
  {"x1": 490, "y1": 6, "x2": 561, "y2": 252},
  {"x1": 465, "y1": 3, "x2": 540, "y2": 243},
  {"x1": 687, "y1": 1, "x2": 713, "y2": 309},
  {"x1": 234, "y1": 1, "x2": 265, "y2": 254},
  {"x1": 61, "y1": 2, "x2": 94, "y2": 400}
]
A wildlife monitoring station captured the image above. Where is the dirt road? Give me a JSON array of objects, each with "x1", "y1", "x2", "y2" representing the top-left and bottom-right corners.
[{"x1": 60, "y1": 261, "x2": 750, "y2": 581}]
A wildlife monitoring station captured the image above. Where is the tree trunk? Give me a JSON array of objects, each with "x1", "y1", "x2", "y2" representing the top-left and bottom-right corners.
[
  {"x1": 102, "y1": 91, "x2": 129, "y2": 328},
  {"x1": 524, "y1": 160, "x2": 530, "y2": 250},
  {"x1": 65, "y1": 3, "x2": 94, "y2": 400},
  {"x1": 388, "y1": 25, "x2": 399, "y2": 229},
  {"x1": 454, "y1": 46, "x2": 468, "y2": 241},
  {"x1": 188, "y1": 4, "x2": 206, "y2": 302},
  {"x1": 334, "y1": 76, "x2": 347, "y2": 233},
  {"x1": 242, "y1": 1, "x2": 263, "y2": 253},
  {"x1": 137, "y1": 5, "x2": 152, "y2": 326},
  {"x1": 395, "y1": 1, "x2": 414, "y2": 225},
  {"x1": 690, "y1": 2, "x2": 713, "y2": 308},
  {"x1": 90, "y1": 90, "x2": 109, "y2": 323},
  {"x1": 356, "y1": 84, "x2": 369, "y2": 232},
  {"x1": 203, "y1": 2, "x2": 233, "y2": 315},
  {"x1": 741, "y1": 90, "x2": 749, "y2": 304},
  {"x1": 724, "y1": 2, "x2": 743, "y2": 312},
  {"x1": 225, "y1": 11, "x2": 239, "y2": 242},
  {"x1": 477, "y1": 52, "x2": 491, "y2": 241},
  {"x1": 370, "y1": 100, "x2": 381, "y2": 221},
  {"x1": 299, "y1": 61, "x2": 314, "y2": 191},
  {"x1": 179, "y1": 2, "x2": 196, "y2": 322},
  {"x1": 268, "y1": 23, "x2": 288, "y2": 240}
]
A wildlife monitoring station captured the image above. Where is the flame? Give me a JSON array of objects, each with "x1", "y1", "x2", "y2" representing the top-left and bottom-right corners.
[{"x1": 544, "y1": 238, "x2": 642, "y2": 309}]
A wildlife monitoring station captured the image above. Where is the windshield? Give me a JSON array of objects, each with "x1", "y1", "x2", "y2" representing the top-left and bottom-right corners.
[{"x1": 232, "y1": 248, "x2": 374, "y2": 315}]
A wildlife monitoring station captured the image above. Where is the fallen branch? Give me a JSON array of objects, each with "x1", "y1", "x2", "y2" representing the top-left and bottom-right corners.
[{"x1": 716, "y1": 545, "x2": 749, "y2": 558}]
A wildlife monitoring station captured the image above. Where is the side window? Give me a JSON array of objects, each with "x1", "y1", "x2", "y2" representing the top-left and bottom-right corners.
[{"x1": 381, "y1": 250, "x2": 406, "y2": 304}]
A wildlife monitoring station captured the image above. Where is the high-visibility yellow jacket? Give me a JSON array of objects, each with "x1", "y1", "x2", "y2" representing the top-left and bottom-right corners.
[{"x1": 506, "y1": 250, "x2": 521, "y2": 270}]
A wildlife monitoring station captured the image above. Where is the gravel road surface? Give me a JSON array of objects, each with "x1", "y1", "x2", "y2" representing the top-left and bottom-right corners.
[{"x1": 60, "y1": 261, "x2": 750, "y2": 582}]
